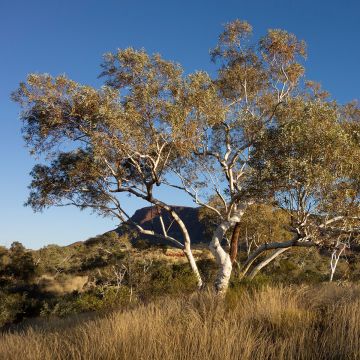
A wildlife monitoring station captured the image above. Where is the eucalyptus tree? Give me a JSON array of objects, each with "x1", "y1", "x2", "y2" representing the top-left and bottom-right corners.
[
  {"x1": 245, "y1": 95, "x2": 360, "y2": 280},
  {"x1": 170, "y1": 20, "x2": 359, "y2": 292},
  {"x1": 171, "y1": 20, "x2": 308, "y2": 292},
  {"x1": 13, "y1": 49, "x2": 204, "y2": 288},
  {"x1": 14, "y1": 22, "x2": 360, "y2": 295}
]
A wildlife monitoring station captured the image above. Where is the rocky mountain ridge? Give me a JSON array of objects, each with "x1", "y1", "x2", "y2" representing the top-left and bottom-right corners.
[{"x1": 118, "y1": 205, "x2": 208, "y2": 245}]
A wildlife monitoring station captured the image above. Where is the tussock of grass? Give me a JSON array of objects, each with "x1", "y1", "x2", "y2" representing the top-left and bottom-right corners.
[{"x1": 1, "y1": 284, "x2": 360, "y2": 359}]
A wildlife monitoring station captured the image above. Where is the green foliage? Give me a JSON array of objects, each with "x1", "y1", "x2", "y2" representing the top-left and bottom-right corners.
[
  {"x1": 144, "y1": 262, "x2": 198, "y2": 297},
  {"x1": 0, "y1": 292, "x2": 26, "y2": 327},
  {"x1": 11, "y1": 17, "x2": 360, "y2": 299},
  {"x1": 1, "y1": 234, "x2": 360, "y2": 328},
  {"x1": 0, "y1": 242, "x2": 37, "y2": 281},
  {"x1": 40, "y1": 287, "x2": 132, "y2": 318},
  {"x1": 34, "y1": 232, "x2": 129, "y2": 275}
]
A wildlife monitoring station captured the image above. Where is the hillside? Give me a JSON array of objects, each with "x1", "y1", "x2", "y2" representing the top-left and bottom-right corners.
[
  {"x1": 116, "y1": 205, "x2": 208, "y2": 245},
  {"x1": 1, "y1": 204, "x2": 360, "y2": 330}
]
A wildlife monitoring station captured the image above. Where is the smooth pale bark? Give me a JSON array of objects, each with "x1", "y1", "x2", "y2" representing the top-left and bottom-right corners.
[
  {"x1": 209, "y1": 222, "x2": 233, "y2": 293},
  {"x1": 209, "y1": 205, "x2": 248, "y2": 294},
  {"x1": 239, "y1": 235, "x2": 317, "y2": 279},
  {"x1": 168, "y1": 209, "x2": 203, "y2": 289},
  {"x1": 329, "y1": 245, "x2": 346, "y2": 282},
  {"x1": 131, "y1": 217, "x2": 203, "y2": 288},
  {"x1": 248, "y1": 247, "x2": 289, "y2": 280},
  {"x1": 124, "y1": 199, "x2": 203, "y2": 289},
  {"x1": 127, "y1": 189, "x2": 203, "y2": 289}
]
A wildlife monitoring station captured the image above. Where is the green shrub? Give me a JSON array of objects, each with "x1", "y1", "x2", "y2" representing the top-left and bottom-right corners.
[
  {"x1": 6, "y1": 242, "x2": 37, "y2": 280},
  {"x1": 0, "y1": 292, "x2": 26, "y2": 327},
  {"x1": 40, "y1": 286, "x2": 133, "y2": 318}
]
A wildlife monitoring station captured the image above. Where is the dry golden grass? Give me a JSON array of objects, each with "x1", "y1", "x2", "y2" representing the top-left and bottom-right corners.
[{"x1": 1, "y1": 283, "x2": 360, "y2": 359}]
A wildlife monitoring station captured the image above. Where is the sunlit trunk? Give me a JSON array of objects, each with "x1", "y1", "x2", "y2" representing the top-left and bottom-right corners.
[
  {"x1": 209, "y1": 221, "x2": 233, "y2": 294},
  {"x1": 169, "y1": 210, "x2": 203, "y2": 289},
  {"x1": 248, "y1": 247, "x2": 289, "y2": 280},
  {"x1": 183, "y1": 245, "x2": 203, "y2": 289},
  {"x1": 209, "y1": 205, "x2": 250, "y2": 294},
  {"x1": 329, "y1": 245, "x2": 346, "y2": 282}
]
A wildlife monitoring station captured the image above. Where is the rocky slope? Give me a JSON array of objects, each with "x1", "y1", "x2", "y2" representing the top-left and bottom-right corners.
[{"x1": 117, "y1": 206, "x2": 208, "y2": 245}]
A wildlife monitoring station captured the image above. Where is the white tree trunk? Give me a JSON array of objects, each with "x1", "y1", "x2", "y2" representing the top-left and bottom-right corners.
[
  {"x1": 239, "y1": 234, "x2": 315, "y2": 279},
  {"x1": 209, "y1": 221, "x2": 233, "y2": 293},
  {"x1": 184, "y1": 245, "x2": 203, "y2": 289},
  {"x1": 248, "y1": 247, "x2": 289, "y2": 280},
  {"x1": 209, "y1": 205, "x2": 249, "y2": 294},
  {"x1": 128, "y1": 203, "x2": 203, "y2": 289},
  {"x1": 169, "y1": 210, "x2": 203, "y2": 289},
  {"x1": 329, "y1": 245, "x2": 346, "y2": 282}
]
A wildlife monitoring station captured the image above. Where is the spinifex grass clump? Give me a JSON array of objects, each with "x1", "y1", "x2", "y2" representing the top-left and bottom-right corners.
[{"x1": 1, "y1": 284, "x2": 360, "y2": 360}]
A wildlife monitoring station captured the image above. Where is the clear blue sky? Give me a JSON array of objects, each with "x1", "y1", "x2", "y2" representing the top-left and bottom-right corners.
[{"x1": 0, "y1": 0, "x2": 359, "y2": 249}]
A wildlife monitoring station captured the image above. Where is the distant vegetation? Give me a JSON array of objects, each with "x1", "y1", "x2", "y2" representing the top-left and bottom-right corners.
[
  {"x1": 0, "y1": 231, "x2": 203, "y2": 328},
  {"x1": 1, "y1": 214, "x2": 360, "y2": 329}
]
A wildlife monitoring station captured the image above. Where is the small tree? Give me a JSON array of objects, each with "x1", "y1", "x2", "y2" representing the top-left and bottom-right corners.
[
  {"x1": 245, "y1": 94, "x2": 360, "y2": 279},
  {"x1": 6, "y1": 242, "x2": 37, "y2": 281}
]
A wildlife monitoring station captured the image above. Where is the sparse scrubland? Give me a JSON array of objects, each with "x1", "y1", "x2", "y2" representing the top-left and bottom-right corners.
[
  {"x1": 1, "y1": 232, "x2": 360, "y2": 359},
  {"x1": 1, "y1": 284, "x2": 360, "y2": 360},
  {"x1": 1, "y1": 230, "x2": 359, "y2": 329}
]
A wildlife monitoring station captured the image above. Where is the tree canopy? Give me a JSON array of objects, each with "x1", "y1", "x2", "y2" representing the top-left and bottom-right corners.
[{"x1": 13, "y1": 20, "x2": 360, "y2": 293}]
